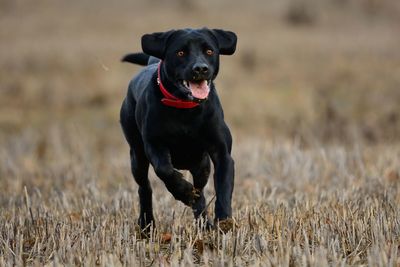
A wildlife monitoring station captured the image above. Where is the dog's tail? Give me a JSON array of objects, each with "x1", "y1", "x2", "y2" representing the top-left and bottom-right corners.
[
  {"x1": 121, "y1": 53, "x2": 149, "y2": 66},
  {"x1": 121, "y1": 53, "x2": 160, "y2": 66}
]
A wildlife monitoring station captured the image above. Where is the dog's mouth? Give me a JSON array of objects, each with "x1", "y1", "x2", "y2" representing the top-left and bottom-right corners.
[{"x1": 180, "y1": 79, "x2": 211, "y2": 101}]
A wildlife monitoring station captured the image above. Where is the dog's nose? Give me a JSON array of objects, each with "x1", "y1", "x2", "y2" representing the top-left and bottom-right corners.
[{"x1": 192, "y1": 63, "x2": 209, "y2": 74}]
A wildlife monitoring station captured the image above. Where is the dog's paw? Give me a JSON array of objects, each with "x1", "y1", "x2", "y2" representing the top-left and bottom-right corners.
[
  {"x1": 137, "y1": 216, "x2": 155, "y2": 239},
  {"x1": 182, "y1": 185, "x2": 202, "y2": 206},
  {"x1": 216, "y1": 218, "x2": 237, "y2": 233},
  {"x1": 170, "y1": 179, "x2": 200, "y2": 206},
  {"x1": 189, "y1": 187, "x2": 202, "y2": 206},
  {"x1": 192, "y1": 187, "x2": 201, "y2": 199}
]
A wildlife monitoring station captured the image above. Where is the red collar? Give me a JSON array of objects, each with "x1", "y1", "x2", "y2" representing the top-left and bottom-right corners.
[{"x1": 157, "y1": 62, "x2": 200, "y2": 109}]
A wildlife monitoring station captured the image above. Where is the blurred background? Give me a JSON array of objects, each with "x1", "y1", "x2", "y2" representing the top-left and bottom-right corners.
[{"x1": 1, "y1": 0, "x2": 400, "y2": 145}]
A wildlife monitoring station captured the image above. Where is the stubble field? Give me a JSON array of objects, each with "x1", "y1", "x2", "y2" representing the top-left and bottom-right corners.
[{"x1": 1, "y1": 0, "x2": 400, "y2": 265}]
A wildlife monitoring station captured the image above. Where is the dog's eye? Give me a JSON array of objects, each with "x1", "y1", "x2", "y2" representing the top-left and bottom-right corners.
[
  {"x1": 206, "y1": 49, "x2": 214, "y2": 56},
  {"x1": 176, "y1": 51, "x2": 185, "y2": 57}
]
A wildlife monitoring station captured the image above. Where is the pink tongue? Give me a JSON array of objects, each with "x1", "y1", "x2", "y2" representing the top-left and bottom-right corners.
[{"x1": 189, "y1": 80, "x2": 210, "y2": 99}]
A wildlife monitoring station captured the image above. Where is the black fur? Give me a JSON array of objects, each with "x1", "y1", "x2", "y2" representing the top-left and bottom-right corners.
[
  {"x1": 120, "y1": 28, "x2": 237, "y2": 230},
  {"x1": 121, "y1": 52, "x2": 150, "y2": 66}
]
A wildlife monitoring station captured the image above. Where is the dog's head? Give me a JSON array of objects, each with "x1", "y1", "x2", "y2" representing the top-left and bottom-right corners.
[{"x1": 141, "y1": 28, "x2": 237, "y2": 101}]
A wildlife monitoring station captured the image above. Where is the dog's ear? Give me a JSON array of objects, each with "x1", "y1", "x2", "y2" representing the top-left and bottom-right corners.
[
  {"x1": 141, "y1": 30, "x2": 175, "y2": 59},
  {"x1": 211, "y1": 29, "x2": 237, "y2": 55}
]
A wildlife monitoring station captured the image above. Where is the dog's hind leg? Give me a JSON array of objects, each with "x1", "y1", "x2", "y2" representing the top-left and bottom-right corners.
[
  {"x1": 120, "y1": 100, "x2": 154, "y2": 231},
  {"x1": 130, "y1": 146, "x2": 154, "y2": 231},
  {"x1": 190, "y1": 155, "x2": 212, "y2": 228}
]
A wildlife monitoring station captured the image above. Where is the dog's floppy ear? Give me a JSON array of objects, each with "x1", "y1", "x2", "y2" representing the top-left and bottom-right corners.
[
  {"x1": 141, "y1": 30, "x2": 175, "y2": 59},
  {"x1": 211, "y1": 29, "x2": 237, "y2": 55}
]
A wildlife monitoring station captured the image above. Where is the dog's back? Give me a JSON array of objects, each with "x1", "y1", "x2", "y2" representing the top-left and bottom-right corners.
[{"x1": 122, "y1": 53, "x2": 161, "y2": 103}]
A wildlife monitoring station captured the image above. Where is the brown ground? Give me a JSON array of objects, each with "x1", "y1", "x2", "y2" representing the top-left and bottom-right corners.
[{"x1": 1, "y1": 0, "x2": 399, "y2": 265}]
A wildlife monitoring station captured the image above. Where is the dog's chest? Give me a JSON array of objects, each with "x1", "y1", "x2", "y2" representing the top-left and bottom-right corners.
[
  {"x1": 161, "y1": 122, "x2": 206, "y2": 158},
  {"x1": 162, "y1": 124, "x2": 203, "y2": 147},
  {"x1": 159, "y1": 113, "x2": 204, "y2": 138},
  {"x1": 167, "y1": 136, "x2": 206, "y2": 169}
]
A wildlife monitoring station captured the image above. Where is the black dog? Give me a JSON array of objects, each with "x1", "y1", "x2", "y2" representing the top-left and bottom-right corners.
[{"x1": 120, "y1": 28, "x2": 237, "y2": 230}]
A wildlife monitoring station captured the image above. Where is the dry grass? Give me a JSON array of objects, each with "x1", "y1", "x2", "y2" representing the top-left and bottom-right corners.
[
  {"x1": 1, "y1": 127, "x2": 399, "y2": 266},
  {"x1": 1, "y1": 0, "x2": 400, "y2": 266}
]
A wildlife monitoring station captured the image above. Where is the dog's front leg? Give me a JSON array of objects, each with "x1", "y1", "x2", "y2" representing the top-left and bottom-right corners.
[
  {"x1": 210, "y1": 147, "x2": 235, "y2": 221},
  {"x1": 144, "y1": 143, "x2": 199, "y2": 206}
]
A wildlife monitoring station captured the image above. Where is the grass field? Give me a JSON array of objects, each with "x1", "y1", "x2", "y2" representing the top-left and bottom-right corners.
[{"x1": 1, "y1": 0, "x2": 400, "y2": 265}]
